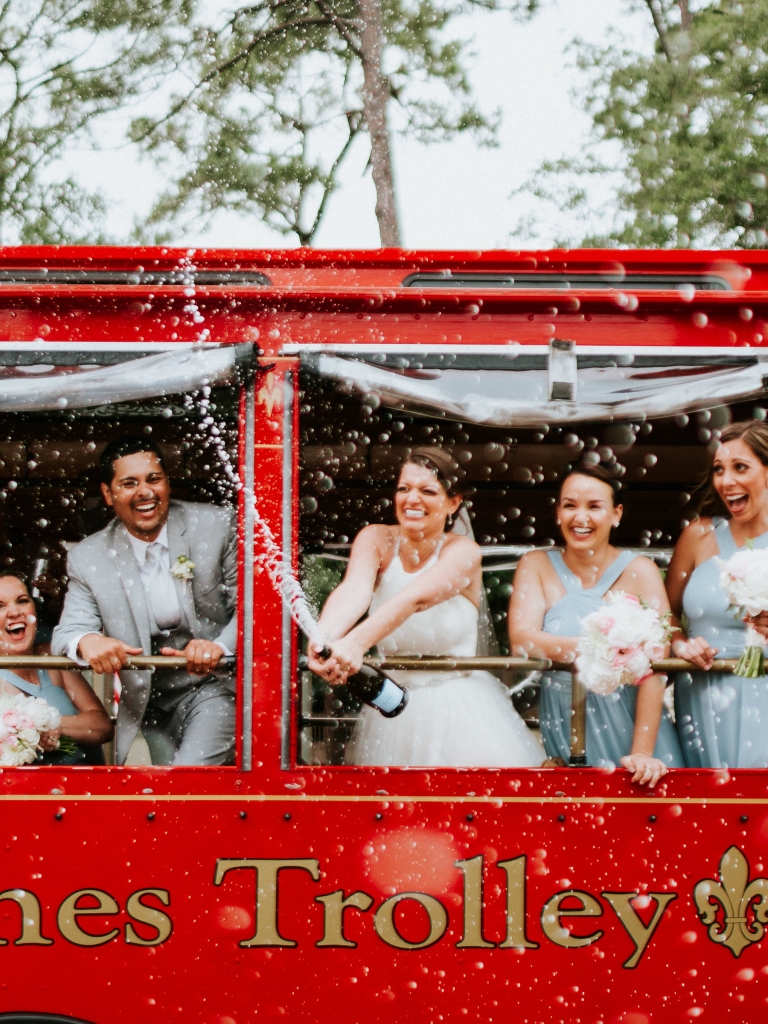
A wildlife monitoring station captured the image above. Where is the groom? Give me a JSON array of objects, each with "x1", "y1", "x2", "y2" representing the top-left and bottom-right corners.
[{"x1": 52, "y1": 436, "x2": 237, "y2": 766}]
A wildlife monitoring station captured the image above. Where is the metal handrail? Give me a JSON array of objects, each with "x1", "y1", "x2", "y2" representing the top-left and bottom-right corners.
[
  {"x1": 0, "y1": 655, "x2": 236, "y2": 670},
  {"x1": 367, "y1": 656, "x2": 739, "y2": 673}
]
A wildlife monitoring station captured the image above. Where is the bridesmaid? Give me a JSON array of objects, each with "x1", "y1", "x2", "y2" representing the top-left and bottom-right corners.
[
  {"x1": 509, "y1": 463, "x2": 682, "y2": 786},
  {"x1": 667, "y1": 420, "x2": 768, "y2": 768}
]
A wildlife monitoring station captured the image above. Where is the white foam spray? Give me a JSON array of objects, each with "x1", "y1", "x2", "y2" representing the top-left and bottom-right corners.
[{"x1": 195, "y1": 389, "x2": 324, "y2": 647}]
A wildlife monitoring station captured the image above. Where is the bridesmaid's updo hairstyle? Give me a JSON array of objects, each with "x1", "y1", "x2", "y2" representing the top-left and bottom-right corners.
[
  {"x1": 397, "y1": 446, "x2": 466, "y2": 529},
  {"x1": 558, "y1": 462, "x2": 621, "y2": 506},
  {"x1": 698, "y1": 419, "x2": 768, "y2": 517}
]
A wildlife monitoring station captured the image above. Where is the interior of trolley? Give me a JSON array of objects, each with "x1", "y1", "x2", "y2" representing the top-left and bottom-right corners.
[
  {"x1": 0, "y1": 347, "x2": 241, "y2": 765},
  {"x1": 297, "y1": 346, "x2": 768, "y2": 766}
]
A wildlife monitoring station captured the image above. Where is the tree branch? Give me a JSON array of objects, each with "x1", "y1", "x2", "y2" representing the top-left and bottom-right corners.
[
  {"x1": 643, "y1": 0, "x2": 672, "y2": 61},
  {"x1": 132, "y1": 15, "x2": 338, "y2": 143}
]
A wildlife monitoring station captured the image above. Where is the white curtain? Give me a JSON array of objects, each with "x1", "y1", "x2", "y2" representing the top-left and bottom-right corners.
[
  {"x1": 310, "y1": 353, "x2": 765, "y2": 425},
  {"x1": 0, "y1": 346, "x2": 238, "y2": 412}
]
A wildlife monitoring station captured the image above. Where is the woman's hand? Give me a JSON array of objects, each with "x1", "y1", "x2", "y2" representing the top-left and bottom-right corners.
[
  {"x1": 38, "y1": 726, "x2": 62, "y2": 752},
  {"x1": 307, "y1": 637, "x2": 366, "y2": 684},
  {"x1": 745, "y1": 612, "x2": 768, "y2": 640},
  {"x1": 620, "y1": 751, "x2": 668, "y2": 788},
  {"x1": 306, "y1": 644, "x2": 343, "y2": 683},
  {"x1": 672, "y1": 635, "x2": 717, "y2": 670}
]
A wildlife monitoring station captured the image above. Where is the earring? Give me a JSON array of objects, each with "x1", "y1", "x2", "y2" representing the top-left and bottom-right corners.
[{"x1": 614, "y1": 520, "x2": 621, "y2": 528}]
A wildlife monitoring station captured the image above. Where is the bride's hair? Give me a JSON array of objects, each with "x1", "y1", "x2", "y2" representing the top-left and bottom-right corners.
[
  {"x1": 397, "y1": 446, "x2": 466, "y2": 530},
  {"x1": 697, "y1": 419, "x2": 768, "y2": 518},
  {"x1": 398, "y1": 446, "x2": 464, "y2": 496}
]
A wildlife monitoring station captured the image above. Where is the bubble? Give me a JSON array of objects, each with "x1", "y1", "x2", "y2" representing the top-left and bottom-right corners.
[
  {"x1": 674, "y1": 413, "x2": 689, "y2": 427},
  {"x1": 300, "y1": 497, "x2": 318, "y2": 514}
]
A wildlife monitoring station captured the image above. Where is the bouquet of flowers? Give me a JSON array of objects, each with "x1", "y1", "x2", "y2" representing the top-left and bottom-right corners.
[
  {"x1": 0, "y1": 692, "x2": 64, "y2": 766},
  {"x1": 717, "y1": 543, "x2": 768, "y2": 677},
  {"x1": 576, "y1": 591, "x2": 675, "y2": 695}
]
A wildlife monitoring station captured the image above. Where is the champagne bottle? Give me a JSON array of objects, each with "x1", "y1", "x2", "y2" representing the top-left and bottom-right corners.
[
  {"x1": 346, "y1": 664, "x2": 408, "y2": 718},
  {"x1": 314, "y1": 647, "x2": 408, "y2": 718}
]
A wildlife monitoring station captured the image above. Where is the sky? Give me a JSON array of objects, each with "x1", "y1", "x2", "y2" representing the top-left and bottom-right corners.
[{"x1": 64, "y1": 0, "x2": 655, "y2": 251}]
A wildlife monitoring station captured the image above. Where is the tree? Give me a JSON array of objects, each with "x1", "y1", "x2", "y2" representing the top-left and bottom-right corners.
[
  {"x1": 519, "y1": 0, "x2": 768, "y2": 249},
  {"x1": 0, "y1": 0, "x2": 191, "y2": 244},
  {"x1": 131, "y1": 0, "x2": 538, "y2": 246}
]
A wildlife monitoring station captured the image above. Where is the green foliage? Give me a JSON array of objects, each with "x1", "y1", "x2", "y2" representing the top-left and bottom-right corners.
[
  {"x1": 520, "y1": 0, "x2": 768, "y2": 249},
  {"x1": 301, "y1": 554, "x2": 344, "y2": 619},
  {"x1": 0, "y1": 0, "x2": 193, "y2": 244},
  {"x1": 131, "y1": 0, "x2": 536, "y2": 244}
]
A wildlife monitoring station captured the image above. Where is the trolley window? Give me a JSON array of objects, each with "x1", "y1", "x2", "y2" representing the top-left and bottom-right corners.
[
  {"x1": 0, "y1": 343, "x2": 249, "y2": 768},
  {"x1": 295, "y1": 343, "x2": 768, "y2": 769}
]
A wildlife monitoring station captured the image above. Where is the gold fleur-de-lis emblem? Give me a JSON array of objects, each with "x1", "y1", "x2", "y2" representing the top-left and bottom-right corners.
[
  {"x1": 257, "y1": 371, "x2": 282, "y2": 416},
  {"x1": 693, "y1": 846, "x2": 768, "y2": 957}
]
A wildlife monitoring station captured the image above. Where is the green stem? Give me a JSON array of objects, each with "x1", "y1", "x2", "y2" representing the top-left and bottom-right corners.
[{"x1": 735, "y1": 646, "x2": 765, "y2": 679}]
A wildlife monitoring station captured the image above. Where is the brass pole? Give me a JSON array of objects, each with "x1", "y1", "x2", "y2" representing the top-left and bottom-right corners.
[
  {"x1": 0, "y1": 655, "x2": 236, "y2": 670},
  {"x1": 569, "y1": 673, "x2": 587, "y2": 767},
  {"x1": 368, "y1": 656, "x2": 739, "y2": 673}
]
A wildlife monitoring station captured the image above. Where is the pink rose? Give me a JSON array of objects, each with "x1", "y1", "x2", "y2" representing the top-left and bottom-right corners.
[
  {"x1": 612, "y1": 646, "x2": 640, "y2": 668},
  {"x1": 597, "y1": 615, "x2": 615, "y2": 635},
  {"x1": 643, "y1": 642, "x2": 666, "y2": 662},
  {"x1": 623, "y1": 594, "x2": 641, "y2": 606},
  {"x1": 17, "y1": 715, "x2": 34, "y2": 731},
  {"x1": 3, "y1": 709, "x2": 19, "y2": 731}
]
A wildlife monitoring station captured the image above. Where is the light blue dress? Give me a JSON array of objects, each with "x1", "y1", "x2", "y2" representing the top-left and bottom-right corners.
[
  {"x1": 0, "y1": 668, "x2": 86, "y2": 764},
  {"x1": 676, "y1": 517, "x2": 768, "y2": 768},
  {"x1": 540, "y1": 550, "x2": 683, "y2": 767}
]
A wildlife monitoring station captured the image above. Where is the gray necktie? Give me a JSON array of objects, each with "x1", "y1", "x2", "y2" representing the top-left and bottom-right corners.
[{"x1": 145, "y1": 542, "x2": 182, "y2": 632}]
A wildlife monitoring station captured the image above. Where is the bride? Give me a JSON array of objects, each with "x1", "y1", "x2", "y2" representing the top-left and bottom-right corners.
[{"x1": 306, "y1": 447, "x2": 544, "y2": 767}]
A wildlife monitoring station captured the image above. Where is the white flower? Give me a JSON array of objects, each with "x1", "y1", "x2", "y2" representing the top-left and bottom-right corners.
[
  {"x1": 170, "y1": 555, "x2": 195, "y2": 581},
  {"x1": 0, "y1": 693, "x2": 63, "y2": 765},
  {"x1": 718, "y1": 546, "x2": 768, "y2": 618},
  {"x1": 576, "y1": 590, "x2": 675, "y2": 695}
]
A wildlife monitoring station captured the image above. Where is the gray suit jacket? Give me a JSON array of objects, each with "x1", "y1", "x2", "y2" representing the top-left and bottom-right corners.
[{"x1": 52, "y1": 500, "x2": 237, "y2": 763}]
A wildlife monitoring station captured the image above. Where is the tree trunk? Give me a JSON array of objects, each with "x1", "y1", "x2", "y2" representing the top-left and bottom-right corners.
[
  {"x1": 678, "y1": 0, "x2": 692, "y2": 31},
  {"x1": 357, "y1": 0, "x2": 401, "y2": 247}
]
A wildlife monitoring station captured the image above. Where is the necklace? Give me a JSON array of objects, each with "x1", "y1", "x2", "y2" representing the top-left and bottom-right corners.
[{"x1": 399, "y1": 532, "x2": 446, "y2": 569}]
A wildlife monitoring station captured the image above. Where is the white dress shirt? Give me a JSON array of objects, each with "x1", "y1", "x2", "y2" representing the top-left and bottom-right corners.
[
  {"x1": 127, "y1": 525, "x2": 183, "y2": 632},
  {"x1": 68, "y1": 523, "x2": 231, "y2": 661}
]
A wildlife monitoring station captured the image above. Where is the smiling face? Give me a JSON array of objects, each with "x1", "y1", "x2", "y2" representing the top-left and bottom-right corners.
[
  {"x1": 0, "y1": 576, "x2": 36, "y2": 655},
  {"x1": 557, "y1": 473, "x2": 621, "y2": 554},
  {"x1": 394, "y1": 462, "x2": 462, "y2": 540},
  {"x1": 712, "y1": 437, "x2": 768, "y2": 523},
  {"x1": 101, "y1": 450, "x2": 171, "y2": 541}
]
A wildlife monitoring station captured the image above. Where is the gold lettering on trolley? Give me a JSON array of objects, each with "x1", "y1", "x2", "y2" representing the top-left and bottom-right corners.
[
  {"x1": 602, "y1": 891, "x2": 678, "y2": 968},
  {"x1": 125, "y1": 889, "x2": 173, "y2": 946},
  {"x1": 497, "y1": 856, "x2": 539, "y2": 949},
  {"x1": 315, "y1": 890, "x2": 374, "y2": 948},
  {"x1": 541, "y1": 890, "x2": 604, "y2": 948},
  {"x1": 694, "y1": 846, "x2": 768, "y2": 958},
  {"x1": 57, "y1": 889, "x2": 120, "y2": 947},
  {"x1": 455, "y1": 856, "x2": 495, "y2": 949},
  {"x1": 214, "y1": 858, "x2": 320, "y2": 948},
  {"x1": 0, "y1": 889, "x2": 53, "y2": 946},
  {"x1": 374, "y1": 892, "x2": 448, "y2": 950}
]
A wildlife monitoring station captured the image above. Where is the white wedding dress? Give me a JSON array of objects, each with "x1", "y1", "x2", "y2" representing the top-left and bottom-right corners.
[{"x1": 349, "y1": 542, "x2": 545, "y2": 767}]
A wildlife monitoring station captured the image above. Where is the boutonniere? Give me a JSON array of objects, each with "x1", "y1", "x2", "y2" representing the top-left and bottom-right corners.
[{"x1": 170, "y1": 555, "x2": 195, "y2": 581}]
